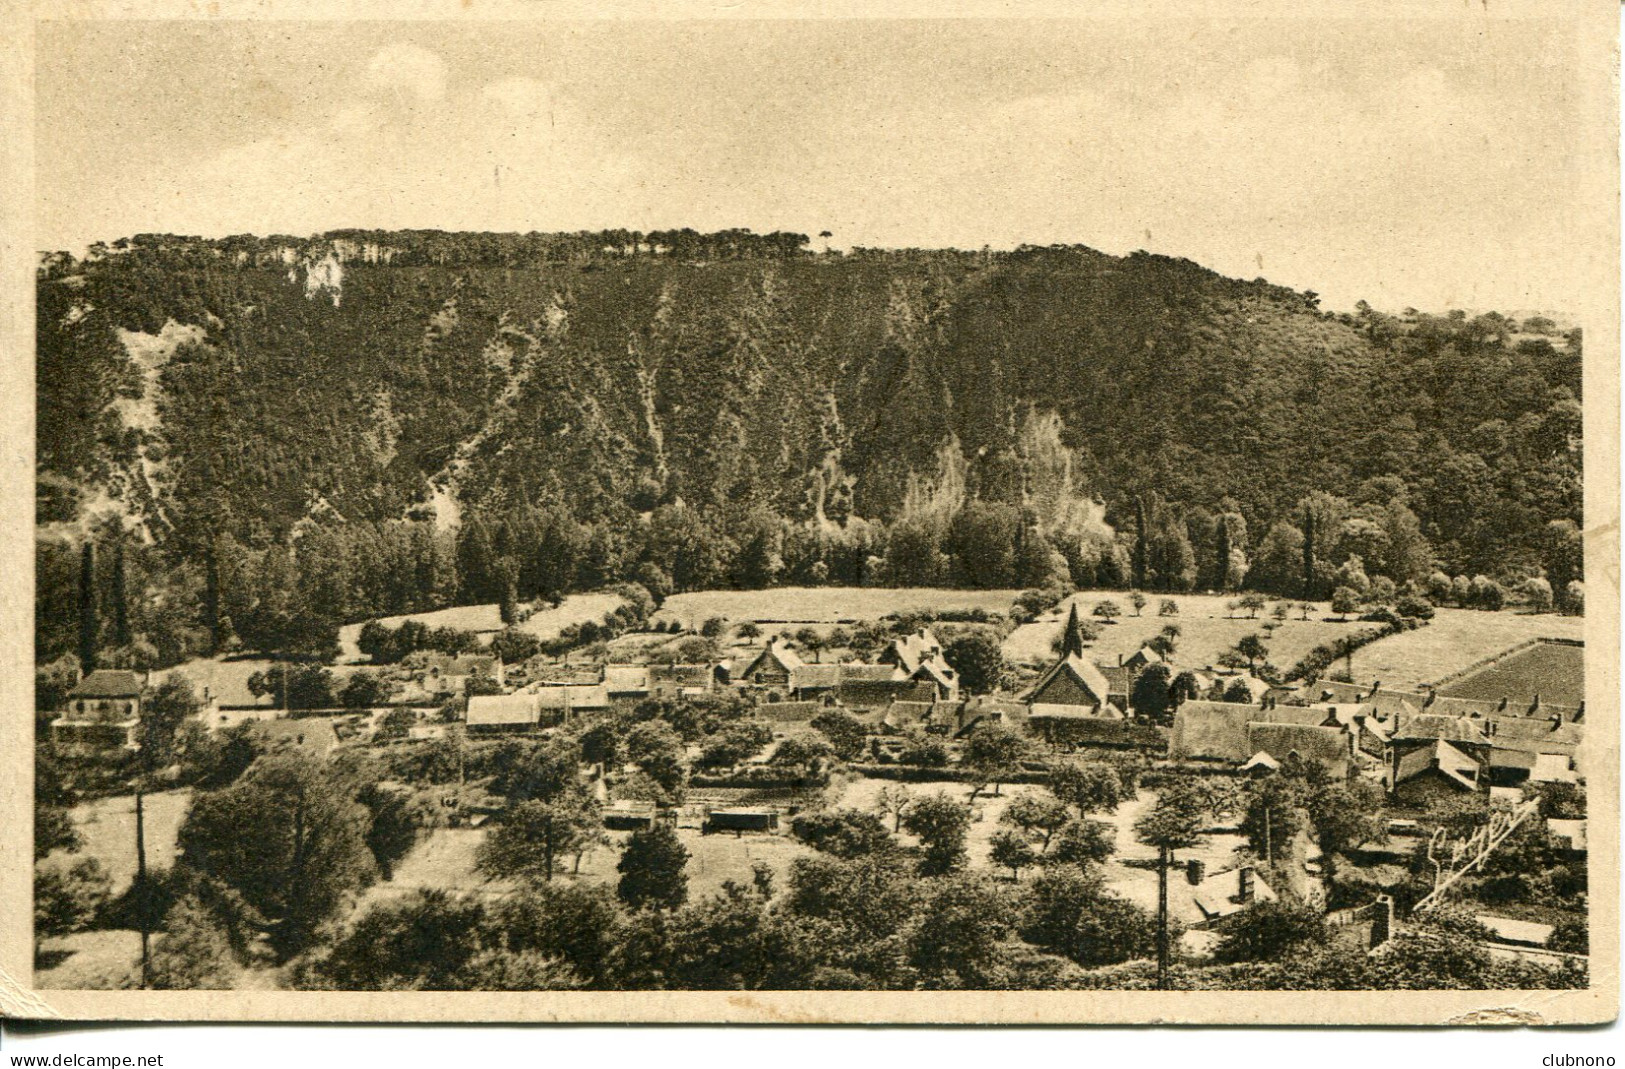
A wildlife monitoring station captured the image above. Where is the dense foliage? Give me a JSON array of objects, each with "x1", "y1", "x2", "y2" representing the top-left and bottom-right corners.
[{"x1": 38, "y1": 233, "x2": 1583, "y2": 670}]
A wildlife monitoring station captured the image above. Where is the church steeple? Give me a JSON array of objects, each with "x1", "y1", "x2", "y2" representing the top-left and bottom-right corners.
[{"x1": 1059, "y1": 601, "x2": 1087, "y2": 660}]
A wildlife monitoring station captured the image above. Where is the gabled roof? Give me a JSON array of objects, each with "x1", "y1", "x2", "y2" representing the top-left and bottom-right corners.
[
  {"x1": 467, "y1": 694, "x2": 539, "y2": 726},
  {"x1": 1030, "y1": 702, "x2": 1123, "y2": 720},
  {"x1": 1485, "y1": 715, "x2": 1584, "y2": 754},
  {"x1": 758, "y1": 700, "x2": 823, "y2": 722},
  {"x1": 742, "y1": 640, "x2": 803, "y2": 677},
  {"x1": 884, "y1": 630, "x2": 944, "y2": 674},
  {"x1": 602, "y1": 665, "x2": 651, "y2": 692},
  {"x1": 1241, "y1": 751, "x2": 1281, "y2": 772},
  {"x1": 838, "y1": 677, "x2": 933, "y2": 709},
  {"x1": 880, "y1": 700, "x2": 935, "y2": 731},
  {"x1": 1029, "y1": 654, "x2": 1111, "y2": 708},
  {"x1": 789, "y1": 664, "x2": 845, "y2": 691},
  {"x1": 841, "y1": 663, "x2": 902, "y2": 682},
  {"x1": 1547, "y1": 818, "x2": 1587, "y2": 852},
  {"x1": 911, "y1": 657, "x2": 958, "y2": 690},
  {"x1": 1395, "y1": 739, "x2": 1481, "y2": 791},
  {"x1": 1361, "y1": 690, "x2": 1426, "y2": 718},
  {"x1": 1245, "y1": 723, "x2": 1352, "y2": 774},
  {"x1": 533, "y1": 684, "x2": 610, "y2": 710},
  {"x1": 1169, "y1": 700, "x2": 1256, "y2": 762},
  {"x1": 1099, "y1": 664, "x2": 1133, "y2": 696},
  {"x1": 1530, "y1": 752, "x2": 1577, "y2": 783},
  {"x1": 1392, "y1": 713, "x2": 1487, "y2": 744},
  {"x1": 68, "y1": 669, "x2": 143, "y2": 699},
  {"x1": 1475, "y1": 914, "x2": 1554, "y2": 947},
  {"x1": 1422, "y1": 694, "x2": 1505, "y2": 719},
  {"x1": 1192, "y1": 867, "x2": 1277, "y2": 922}
]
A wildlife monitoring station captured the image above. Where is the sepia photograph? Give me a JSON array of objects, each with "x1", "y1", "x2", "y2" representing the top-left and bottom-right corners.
[{"x1": 7, "y1": 0, "x2": 1618, "y2": 1026}]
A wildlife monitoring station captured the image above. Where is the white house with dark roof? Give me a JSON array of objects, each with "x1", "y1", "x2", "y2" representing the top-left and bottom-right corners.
[{"x1": 51, "y1": 669, "x2": 144, "y2": 756}]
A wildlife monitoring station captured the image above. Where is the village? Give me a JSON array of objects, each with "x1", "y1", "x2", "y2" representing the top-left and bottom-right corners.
[{"x1": 36, "y1": 581, "x2": 1589, "y2": 990}]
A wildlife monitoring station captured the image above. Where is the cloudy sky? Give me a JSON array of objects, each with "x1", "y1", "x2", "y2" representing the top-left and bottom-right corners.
[{"x1": 34, "y1": 16, "x2": 1598, "y2": 312}]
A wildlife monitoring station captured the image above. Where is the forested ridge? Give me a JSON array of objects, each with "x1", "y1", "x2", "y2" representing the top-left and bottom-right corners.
[{"x1": 36, "y1": 230, "x2": 1583, "y2": 668}]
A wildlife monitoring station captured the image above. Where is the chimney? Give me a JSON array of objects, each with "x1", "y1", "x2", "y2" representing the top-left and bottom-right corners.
[
  {"x1": 1368, "y1": 679, "x2": 1381, "y2": 699},
  {"x1": 1186, "y1": 858, "x2": 1206, "y2": 886},
  {"x1": 1550, "y1": 712, "x2": 1563, "y2": 732},
  {"x1": 1237, "y1": 865, "x2": 1256, "y2": 903},
  {"x1": 1529, "y1": 694, "x2": 1542, "y2": 716},
  {"x1": 1496, "y1": 697, "x2": 1508, "y2": 712},
  {"x1": 1369, "y1": 895, "x2": 1395, "y2": 949},
  {"x1": 1118, "y1": 653, "x2": 1124, "y2": 667},
  {"x1": 1574, "y1": 701, "x2": 1585, "y2": 723}
]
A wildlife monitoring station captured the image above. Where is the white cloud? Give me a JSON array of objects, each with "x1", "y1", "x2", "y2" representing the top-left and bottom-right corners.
[
  {"x1": 480, "y1": 77, "x2": 555, "y2": 124},
  {"x1": 365, "y1": 44, "x2": 447, "y2": 104}
]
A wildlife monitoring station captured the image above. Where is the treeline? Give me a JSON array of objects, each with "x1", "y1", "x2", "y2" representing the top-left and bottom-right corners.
[
  {"x1": 40, "y1": 227, "x2": 820, "y2": 277},
  {"x1": 36, "y1": 233, "x2": 1584, "y2": 670},
  {"x1": 34, "y1": 460, "x2": 1581, "y2": 675}
]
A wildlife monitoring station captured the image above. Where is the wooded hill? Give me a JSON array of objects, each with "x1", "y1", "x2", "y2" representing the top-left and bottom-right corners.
[{"x1": 36, "y1": 231, "x2": 1583, "y2": 668}]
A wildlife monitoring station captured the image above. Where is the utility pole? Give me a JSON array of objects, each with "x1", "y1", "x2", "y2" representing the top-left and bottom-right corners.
[
  {"x1": 1156, "y1": 844, "x2": 1170, "y2": 990},
  {"x1": 135, "y1": 787, "x2": 151, "y2": 989}
]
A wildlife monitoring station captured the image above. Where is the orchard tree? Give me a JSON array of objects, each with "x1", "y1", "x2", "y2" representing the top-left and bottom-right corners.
[
  {"x1": 791, "y1": 809, "x2": 894, "y2": 859},
  {"x1": 902, "y1": 791, "x2": 972, "y2": 876},
  {"x1": 1129, "y1": 591, "x2": 1147, "y2": 617},
  {"x1": 962, "y1": 723, "x2": 1030, "y2": 800},
  {"x1": 139, "y1": 676, "x2": 202, "y2": 772},
  {"x1": 875, "y1": 784, "x2": 914, "y2": 833},
  {"x1": 478, "y1": 794, "x2": 604, "y2": 885},
  {"x1": 944, "y1": 632, "x2": 1004, "y2": 695},
  {"x1": 990, "y1": 829, "x2": 1039, "y2": 880},
  {"x1": 810, "y1": 709, "x2": 869, "y2": 762},
  {"x1": 1331, "y1": 586, "x2": 1360, "y2": 620},
  {"x1": 1235, "y1": 634, "x2": 1269, "y2": 674},
  {"x1": 178, "y1": 751, "x2": 376, "y2": 956},
  {"x1": 1000, "y1": 794, "x2": 1071, "y2": 855},
  {"x1": 1049, "y1": 761, "x2": 1123, "y2": 816},
  {"x1": 617, "y1": 824, "x2": 690, "y2": 910},
  {"x1": 1049, "y1": 818, "x2": 1117, "y2": 867},
  {"x1": 1130, "y1": 663, "x2": 1174, "y2": 722}
]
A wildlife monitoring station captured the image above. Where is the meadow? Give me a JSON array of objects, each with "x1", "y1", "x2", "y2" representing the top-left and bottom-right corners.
[
  {"x1": 336, "y1": 591, "x2": 629, "y2": 661},
  {"x1": 1348, "y1": 609, "x2": 1583, "y2": 692},
  {"x1": 652, "y1": 586, "x2": 1025, "y2": 629},
  {"x1": 1001, "y1": 593, "x2": 1350, "y2": 672}
]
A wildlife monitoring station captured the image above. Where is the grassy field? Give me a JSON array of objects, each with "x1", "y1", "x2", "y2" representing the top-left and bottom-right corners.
[
  {"x1": 1002, "y1": 592, "x2": 1349, "y2": 672},
  {"x1": 652, "y1": 586, "x2": 1024, "y2": 629},
  {"x1": 1348, "y1": 609, "x2": 1583, "y2": 692},
  {"x1": 338, "y1": 604, "x2": 505, "y2": 658},
  {"x1": 64, "y1": 789, "x2": 192, "y2": 895},
  {"x1": 830, "y1": 777, "x2": 1250, "y2": 926},
  {"x1": 34, "y1": 929, "x2": 142, "y2": 989},
  {"x1": 1432, "y1": 639, "x2": 1584, "y2": 707},
  {"x1": 513, "y1": 592, "x2": 629, "y2": 641},
  {"x1": 337, "y1": 592, "x2": 628, "y2": 661},
  {"x1": 359, "y1": 821, "x2": 822, "y2": 911}
]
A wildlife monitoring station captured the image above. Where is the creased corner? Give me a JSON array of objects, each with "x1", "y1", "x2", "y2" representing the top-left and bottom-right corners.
[
  {"x1": 1445, "y1": 1006, "x2": 1548, "y2": 1027},
  {"x1": 0, "y1": 964, "x2": 64, "y2": 1020}
]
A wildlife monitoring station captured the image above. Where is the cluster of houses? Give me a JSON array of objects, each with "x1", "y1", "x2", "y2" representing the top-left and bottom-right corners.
[
  {"x1": 466, "y1": 628, "x2": 963, "y2": 734},
  {"x1": 1167, "y1": 654, "x2": 1586, "y2": 807},
  {"x1": 47, "y1": 606, "x2": 1588, "y2": 821}
]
